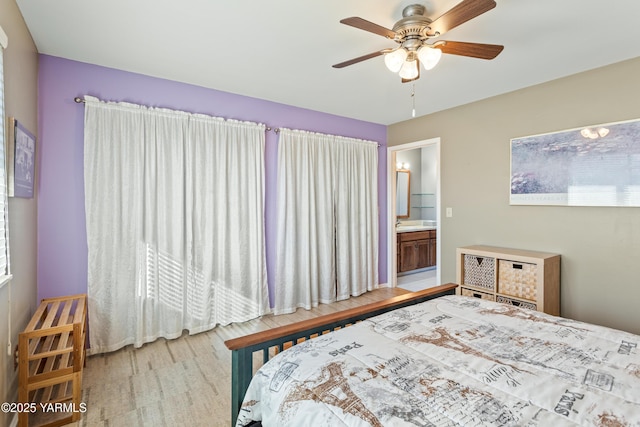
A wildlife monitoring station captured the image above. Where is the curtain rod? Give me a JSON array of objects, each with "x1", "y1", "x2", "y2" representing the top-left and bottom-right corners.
[
  {"x1": 74, "y1": 96, "x2": 380, "y2": 145},
  {"x1": 74, "y1": 96, "x2": 279, "y2": 132},
  {"x1": 74, "y1": 96, "x2": 382, "y2": 145}
]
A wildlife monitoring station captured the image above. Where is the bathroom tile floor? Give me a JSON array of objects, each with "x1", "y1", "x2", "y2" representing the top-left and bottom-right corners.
[{"x1": 397, "y1": 268, "x2": 438, "y2": 292}]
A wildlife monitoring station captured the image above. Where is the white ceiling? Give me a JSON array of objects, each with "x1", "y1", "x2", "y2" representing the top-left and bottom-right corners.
[{"x1": 16, "y1": 0, "x2": 640, "y2": 125}]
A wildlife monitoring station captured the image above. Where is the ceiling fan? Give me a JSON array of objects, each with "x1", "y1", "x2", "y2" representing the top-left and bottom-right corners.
[{"x1": 333, "y1": 0, "x2": 504, "y2": 83}]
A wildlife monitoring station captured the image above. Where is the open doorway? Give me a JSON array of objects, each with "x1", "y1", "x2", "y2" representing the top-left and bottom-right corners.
[{"x1": 387, "y1": 137, "x2": 441, "y2": 290}]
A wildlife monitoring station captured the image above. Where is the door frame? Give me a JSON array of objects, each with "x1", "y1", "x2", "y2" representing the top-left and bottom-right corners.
[{"x1": 387, "y1": 137, "x2": 441, "y2": 288}]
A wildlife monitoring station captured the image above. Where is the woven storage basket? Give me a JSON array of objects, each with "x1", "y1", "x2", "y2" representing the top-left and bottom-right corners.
[
  {"x1": 463, "y1": 255, "x2": 495, "y2": 290},
  {"x1": 496, "y1": 295, "x2": 537, "y2": 311},
  {"x1": 498, "y1": 260, "x2": 537, "y2": 301},
  {"x1": 461, "y1": 287, "x2": 495, "y2": 301}
]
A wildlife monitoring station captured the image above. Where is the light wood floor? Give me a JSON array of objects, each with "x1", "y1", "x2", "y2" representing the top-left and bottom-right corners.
[{"x1": 61, "y1": 287, "x2": 408, "y2": 427}]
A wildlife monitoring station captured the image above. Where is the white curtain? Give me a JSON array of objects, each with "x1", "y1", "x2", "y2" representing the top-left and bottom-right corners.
[
  {"x1": 83, "y1": 96, "x2": 268, "y2": 354},
  {"x1": 274, "y1": 129, "x2": 378, "y2": 314},
  {"x1": 333, "y1": 136, "x2": 379, "y2": 300}
]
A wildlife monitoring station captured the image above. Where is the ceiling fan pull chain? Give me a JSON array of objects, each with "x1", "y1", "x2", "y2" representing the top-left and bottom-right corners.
[{"x1": 411, "y1": 84, "x2": 416, "y2": 118}]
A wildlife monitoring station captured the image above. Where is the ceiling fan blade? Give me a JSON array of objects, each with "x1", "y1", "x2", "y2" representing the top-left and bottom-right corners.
[
  {"x1": 427, "y1": 0, "x2": 497, "y2": 36},
  {"x1": 340, "y1": 17, "x2": 397, "y2": 39},
  {"x1": 332, "y1": 50, "x2": 386, "y2": 68},
  {"x1": 435, "y1": 41, "x2": 503, "y2": 59}
]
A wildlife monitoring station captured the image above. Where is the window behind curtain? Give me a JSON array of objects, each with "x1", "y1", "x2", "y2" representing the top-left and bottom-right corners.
[{"x1": 0, "y1": 27, "x2": 11, "y2": 287}]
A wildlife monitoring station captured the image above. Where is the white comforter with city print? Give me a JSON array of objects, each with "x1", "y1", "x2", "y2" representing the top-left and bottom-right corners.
[{"x1": 237, "y1": 295, "x2": 640, "y2": 426}]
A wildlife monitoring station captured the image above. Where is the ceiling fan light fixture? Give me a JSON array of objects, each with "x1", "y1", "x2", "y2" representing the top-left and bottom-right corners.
[
  {"x1": 398, "y1": 59, "x2": 419, "y2": 80},
  {"x1": 417, "y1": 45, "x2": 442, "y2": 70},
  {"x1": 384, "y1": 48, "x2": 408, "y2": 73}
]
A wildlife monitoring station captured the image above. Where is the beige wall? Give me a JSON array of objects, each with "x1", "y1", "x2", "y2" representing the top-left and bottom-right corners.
[
  {"x1": 389, "y1": 57, "x2": 640, "y2": 335},
  {"x1": 0, "y1": 0, "x2": 38, "y2": 425}
]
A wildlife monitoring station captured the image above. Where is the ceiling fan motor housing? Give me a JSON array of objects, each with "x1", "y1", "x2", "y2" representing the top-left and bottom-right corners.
[{"x1": 393, "y1": 4, "x2": 434, "y2": 45}]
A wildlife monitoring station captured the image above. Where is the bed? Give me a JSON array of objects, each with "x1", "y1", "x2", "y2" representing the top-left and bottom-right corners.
[{"x1": 225, "y1": 284, "x2": 640, "y2": 426}]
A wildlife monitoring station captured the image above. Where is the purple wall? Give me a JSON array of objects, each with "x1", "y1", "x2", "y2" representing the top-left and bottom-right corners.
[{"x1": 37, "y1": 55, "x2": 388, "y2": 304}]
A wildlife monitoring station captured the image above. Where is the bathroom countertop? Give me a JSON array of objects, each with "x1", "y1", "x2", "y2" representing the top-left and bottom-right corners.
[{"x1": 396, "y1": 225, "x2": 437, "y2": 233}]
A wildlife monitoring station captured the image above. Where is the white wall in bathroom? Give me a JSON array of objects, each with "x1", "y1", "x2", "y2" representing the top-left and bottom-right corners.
[
  {"x1": 396, "y1": 146, "x2": 438, "y2": 222},
  {"x1": 421, "y1": 145, "x2": 438, "y2": 221}
]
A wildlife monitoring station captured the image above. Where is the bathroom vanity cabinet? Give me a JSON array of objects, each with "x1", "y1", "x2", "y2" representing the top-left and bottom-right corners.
[{"x1": 397, "y1": 229, "x2": 436, "y2": 273}]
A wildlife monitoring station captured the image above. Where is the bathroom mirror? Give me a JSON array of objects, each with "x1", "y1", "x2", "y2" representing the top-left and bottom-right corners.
[{"x1": 396, "y1": 170, "x2": 410, "y2": 219}]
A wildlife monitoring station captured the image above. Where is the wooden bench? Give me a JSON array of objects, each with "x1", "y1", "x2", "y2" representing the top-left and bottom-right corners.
[{"x1": 17, "y1": 294, "x2": 87, "y2": 427}]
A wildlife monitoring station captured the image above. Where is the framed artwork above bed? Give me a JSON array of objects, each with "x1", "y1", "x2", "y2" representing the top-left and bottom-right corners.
[{"x1": 510, "y1": 117, "x2": 640, "y2": 207}]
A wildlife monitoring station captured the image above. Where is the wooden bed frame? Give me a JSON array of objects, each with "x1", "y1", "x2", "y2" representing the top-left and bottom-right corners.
[{"x1": 224, "y1": 283, "x2": 458, "y2": 425}]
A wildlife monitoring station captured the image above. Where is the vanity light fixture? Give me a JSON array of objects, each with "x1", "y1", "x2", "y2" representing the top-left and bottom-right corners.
[{"x1": 396, "y1": 162, "x2": 410, "y2": 170}]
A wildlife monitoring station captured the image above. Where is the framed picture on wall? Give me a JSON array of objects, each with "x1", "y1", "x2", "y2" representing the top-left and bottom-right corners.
[
  {"x1": 7, "y1": 118, "x2": 36, "y2": 198},
  {"x1": 510, "y1": 118, "x2": 640, "y2": 207}
]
